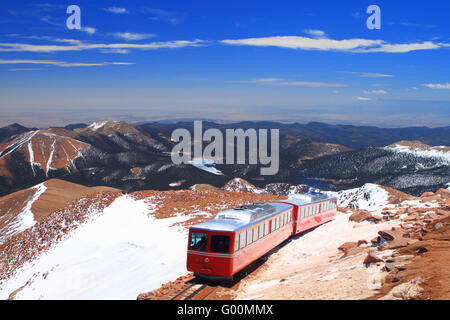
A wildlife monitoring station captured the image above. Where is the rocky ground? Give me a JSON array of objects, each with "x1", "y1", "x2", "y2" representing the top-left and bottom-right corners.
[
  {"x1": 1, "y1": 176, "x2": 449, "y2": 300},
  {"x1": 138, "y1": 187, "x2": 450, "y2": 300}
]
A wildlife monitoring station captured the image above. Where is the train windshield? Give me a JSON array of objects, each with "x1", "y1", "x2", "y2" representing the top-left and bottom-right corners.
[
  {"x1": 190, "y1": 232, "x2": 208, "y2": 251},
  {"x1": 210, "y1": 235, "x2": 230, "y2": 253}
]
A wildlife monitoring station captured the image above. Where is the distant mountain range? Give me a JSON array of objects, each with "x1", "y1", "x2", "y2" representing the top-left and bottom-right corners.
[{"x1": 0, "y1": 120, "x2": 449, "y2": 197}]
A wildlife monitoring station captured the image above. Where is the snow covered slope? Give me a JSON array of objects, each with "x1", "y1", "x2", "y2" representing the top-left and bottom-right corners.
[
  {"x1": 0, "y1": 195, "x2": 190, "y2": 300},
  {"x1": 0, "y1": 130, "x2": 90, "y2": 177},
  {"x1": 0, "y1": 183, "x2": 47, "y2": 244},
  {"x1": 384, "y1": 141, "x2": 450, "y2": 165},
  {"x1": 327, "y1": 183, "x2": 389, "y2": 210}
]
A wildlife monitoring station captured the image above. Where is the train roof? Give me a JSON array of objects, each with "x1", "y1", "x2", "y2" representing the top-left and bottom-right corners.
[
  {"x1": 277, "y1": 193, "x2": 337, "y2": 207},
  {"x1": 190, "y1": 202, "x2": 293, "y2": 233}
]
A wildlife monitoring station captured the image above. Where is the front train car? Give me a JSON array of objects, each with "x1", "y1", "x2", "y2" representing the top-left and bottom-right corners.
[{"x1": 186, "y1": 202, "x2": 294, "y2": 279}]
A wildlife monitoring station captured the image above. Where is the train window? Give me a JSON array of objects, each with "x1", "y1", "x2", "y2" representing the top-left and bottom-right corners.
[
  {"x1": 301, "y1": 207, "x2": 305, "y2": 218},
  {"x1": 271, "y1": 219, "x2": 275, "y2": 232},
  {"x1": 283, "y1": 213, "x2": 286, "y2": 225},
  {"x1": 247, "y1": 229, "x2": 253, "y2": 245},
  {"x1": 234, "y1": 235, "x2": 239, "y2": 252},
  {"x1": 253, "y1": 227, "x2": 259, "y2": 241},
  {"x1": 190, "y1": 232, "x2": 208, "y2": 251},
  {"x1": 265, "y1": 221, "x2": 269, "y2": 235},
  {"x1": 240, "y1": 232, "x2": 246, "y2": 249},
  {"x1": 275, "y1": 216, "x2": 279, "y2": 229},
  {"x1": 211, "y1": 235, "x2": 230, "y2": 253},
  {"x1": 259, "y1": 224, "x2": 264, "y2": 238}
]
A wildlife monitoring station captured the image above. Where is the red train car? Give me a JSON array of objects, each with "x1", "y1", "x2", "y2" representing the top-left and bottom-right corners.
[{"x1": 186, "y1": 193, "x2": 337, "y2": 279}]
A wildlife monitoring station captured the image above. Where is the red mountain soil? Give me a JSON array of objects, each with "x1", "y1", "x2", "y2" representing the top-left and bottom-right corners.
[
  {"x1": 31, "y1": 179, "x2": 119, "y2": 221},
  {"x1": 131, "y1": 189, "x2": 286, "y2": 227},
  {"x1": 368, "y1": 216, "x2": 450, "y2": 300},
  {"x1": 0, "y1": 191, "x2": 122, "y2": 284},
  {"x1": 0, "y1": 179, "x2": 119, "y2": 238}
]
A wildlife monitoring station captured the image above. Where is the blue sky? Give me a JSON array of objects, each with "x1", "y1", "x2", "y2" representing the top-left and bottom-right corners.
[{"x1": 0, "y1": 0, "x2": 449, "y2": 127}]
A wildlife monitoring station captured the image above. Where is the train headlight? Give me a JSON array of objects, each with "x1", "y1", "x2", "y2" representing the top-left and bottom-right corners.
[{"x1": 204, "y1": 258, "x2": 209, "y2": 263}]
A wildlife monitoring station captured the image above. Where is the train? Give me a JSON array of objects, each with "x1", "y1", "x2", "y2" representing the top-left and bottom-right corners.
[{"x1": 186, "y1": 193, "x2": 338, "y2": 279}]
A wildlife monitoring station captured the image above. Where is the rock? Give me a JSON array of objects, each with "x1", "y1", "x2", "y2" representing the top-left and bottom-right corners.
[
  {"x1": 371, "y1": 236, "x2": 380, "y2": 245},
  {"x1": 380, "y1": 277, "x2": 424, "y2": 300},
  {"x1": 403, "y1": 214, "x2": 419, "y2": 222},
  {"x1": 436, "y1": 188, "x2": 450, "y2": 200},
  {"x1": 385, "y1": 238, "x2": 411, "y2": 249},
  {"x1": 378, "y1": 228, "x2": 405, "y2": 242},
  {"x1": 434, "y1": 222, "x2": 444, "y2": 230},
  {"x1": 420, "y1": 195, "x2": 442, "y2": 202},
  {"x1": 338, "y1": 241, "x2": 358, "y2": 251},
  {"x1": 358, "y1": 239, "x2": 368, "y2": 246},
  {"x1": 420, "y1": 192, "x2": 435, "y2": 198},
  {"x1": 340, "y1": 246, "x2": 366, "y2": 259},
  {"x1": 436, "y1": 209, "x2": 450, "y2": 218},
  {"x1": 417, "y1": 246, "x2": 428, "y2": 254},
  {"x1": 349, "y1": 210, "x2": 373, "y2": 223},
  {"x1": 363, "y1": 252, "x2": 383, "y2": 265}
]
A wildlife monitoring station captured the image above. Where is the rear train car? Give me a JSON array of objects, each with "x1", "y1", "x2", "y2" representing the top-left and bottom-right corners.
[{"x1": 186, "y1": 193, "x2": 337, "y2": 279}]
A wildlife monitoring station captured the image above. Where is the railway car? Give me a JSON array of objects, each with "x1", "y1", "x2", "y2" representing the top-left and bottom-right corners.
[{"x1": 186, "y1": 193, "x2": 337, "y2": 279}]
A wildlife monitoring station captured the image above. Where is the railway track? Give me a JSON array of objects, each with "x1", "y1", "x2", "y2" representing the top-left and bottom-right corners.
[{"x1": 170, "y1": 282, "x2": 220, "y2": 300}]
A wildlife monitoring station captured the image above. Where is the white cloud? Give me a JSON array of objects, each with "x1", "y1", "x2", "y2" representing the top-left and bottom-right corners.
[
  {"x1": 360, "y1": 72, "x2": 392, "y2": 78},
  {"x1": 221, "y1": 35, "x2": 445, "y2": 53},
  {"x1": 275, "y1": 81, "x2": 347, "y2": 88},
  {"x1": 364, "y1": 89, "x2": 387, "y2": 94},
  {"x1": 303, "y1": 29, "x2": 327, "y2": 38},
  {"x1": 352, "y1": 96, "x2": 371, "y2": 101},
  {"x1": 221, "y1": 36, "x2": 383, "y2": 51},
  {"x1": 113, "y1": 32, "x2": 156, "y2": 41},
  {"x1": 238, "y1": 78, "x2": 347, "y2": 88},
  {"x1": 80, "y1": 26, "x2": 97, "y2": 35},
  {"x1": 0, "y1": 39, "x2": 206, "y2": 53},
  {"x1": 101, "y1": 49, "x2": 130, "y2": 54},
  {"x1": 354, "y1": 41, "x2": 440, "y2": 53},
  {"x1": 424, "y1": 83, "x2": 450, "y2": 89},
  {"x1": 0, "y1": 59, "x2": 134, "y2": 68},
  {"x1": 344, "y1": 71, "x2": 393, "y2": 78},
  {"x1": 103, "y1": 7, "x2": 129, "y2": 14}
]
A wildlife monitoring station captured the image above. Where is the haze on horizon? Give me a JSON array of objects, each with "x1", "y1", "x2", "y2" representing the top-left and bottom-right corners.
[{"x1": 0, "y1": 0, "x2": 449, "y2": 128}]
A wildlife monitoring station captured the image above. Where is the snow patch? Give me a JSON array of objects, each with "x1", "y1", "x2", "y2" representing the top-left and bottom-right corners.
[
  {"x1": 0, "y1": 183, "x2": 47, "y2": 244},
  {"x1": 87, "y1": 121, "x2": 108, "y2": 131},
  {"x1": 329, "y1": 183, "x2": 389, "y2": 210},
  {"x1": 0, "y1": 131, "x2": 38, "y2": 158},
  {"x1": 189, "y1": 158, "x2": 222, "y2": 175},
  {"x1": 385, "y1": 144, "x2": 450, "y2": 164},
  {"x1": 0, "y1": 195, "x2": 190, "y2": 300}
]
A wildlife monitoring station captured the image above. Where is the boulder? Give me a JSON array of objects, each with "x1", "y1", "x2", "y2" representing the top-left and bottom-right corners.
[
  {"x1": 420, "y1": 195, "x2": 442, "y2": 203},
  {"x1": 338, "y1": 241, "x2": 358, "y2": 251},
  {"x1": 340, "y1": 246, "x2": 366, "y2": 259},
  {"x1": 436, "y1": 188, "x2": 450, "y2": 200},
  {"x1": 363, "y1": 252, "x2": 383, "y2": 265},
  {"x1": 385, "y1": 238, "x2": 411, "y2": 249},
  {"x1": 378, "y1": 228, "x2": 405, "y2": 242},
  {"x1": 358, "y1": 239, "x2": 368, "y2": 246},
  {"x1": 349, "y1": 210, "x2": 373, "y2": 223},
  {"x1": 420, "y1": 192, "x2": 435, "y2": 198}
]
